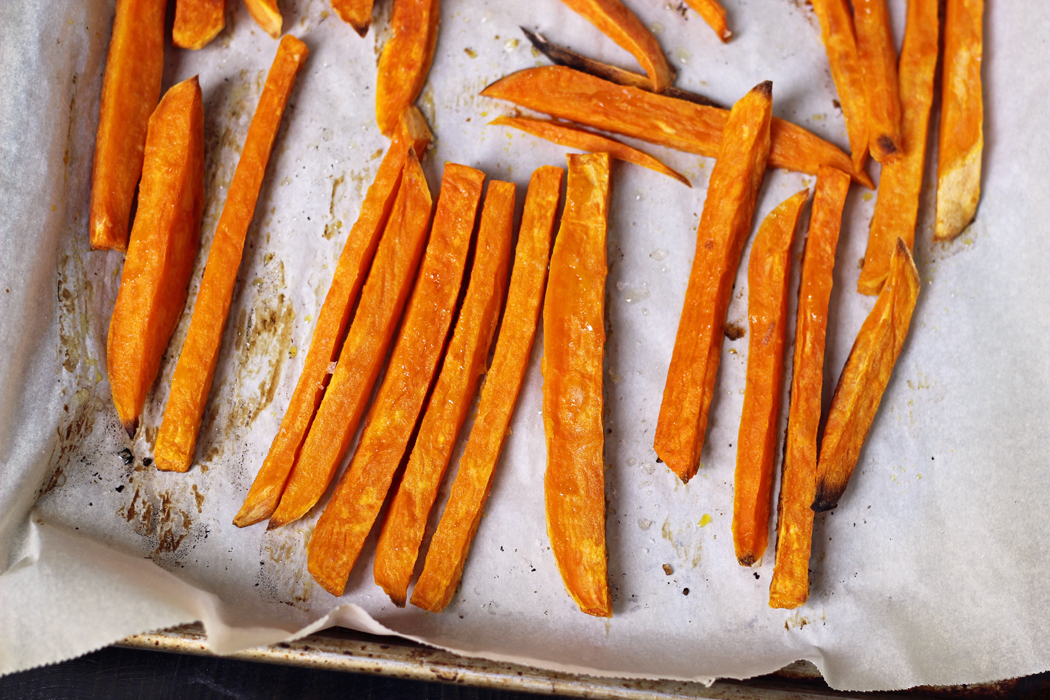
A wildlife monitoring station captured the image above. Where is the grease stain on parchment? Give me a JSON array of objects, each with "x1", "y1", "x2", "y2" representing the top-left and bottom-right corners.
[
  {"x1": 259, "y1": 527, "x2": 315, "y2": 609},
  {"x1": 661, "y1": 516, "x2": 703, "y2": 568}
]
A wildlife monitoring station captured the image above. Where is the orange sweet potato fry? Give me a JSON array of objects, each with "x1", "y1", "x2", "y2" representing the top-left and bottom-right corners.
[
  {"x1": 375, "y1": 0, "x2": 440, "y2": 137},
  {"x1": 935, "y1": 0, "x2": 984, "y2": 241},
  {"x1": 174, "y1": 0, "x2": 225, "y2": 50},
  {"x1": 768, "y1": 166, "x2": 849, "y2": 610},
  {"x1": 481, "y1": 67, "x2": 872, "y2": 187},
  {"x1": 557, "y1": 0, "x2": 673, "y2": 93},
  {"x1": 491, "y1": 116, "x2": 689, "y2": 187},
  {"x1": 265, "y1": 152, "x2": 434, "y2": 528},
  {"x1": 108, "y1": 77, "x2": 204, "y2": 438},
  {"x1": 332, "y1": 0, "x2": 374, "y2": 36},
  {"x1": 732, "y1": 189, "x2": 808, "y2": 568},
  {"x1": 544, "y1": 152, "x2": 612, "y2": 618},
  {"x1": 410, "y1": 166, "x2": 563, "y2": 613},
  {"x1": 858, "y1": 0, "x2": 939, "y2": 295},
  {"x1": 812, "y1": 238, "x2": 921, "y2": 513},
  {"x1": 242, "y1": 0, "x2": 282, "y2": 38},
  {"x1": 683, "y1": 0, "x2": 731, "y2": 42},
  {"x1": 853, "y1": 0, "x2": 902, "y2": 162},
  {"x1": 373, "y1": 181, "x2": 515, "y2": 607},
  {"x1": 89, "y1": 0, "x2": 166, "y2": 252},
  {"x1": 307, "y1": 164, "x2": 484, "y2": 596},
  {"x1": 654, "y1": 82, "x2": 772, "y2": 483},
  {"x1": 154, "y1": 36, "x2": 309, "y2": 473},
  {"x1": 233, "y1": 109, "x2": 432, "y2": 528}
]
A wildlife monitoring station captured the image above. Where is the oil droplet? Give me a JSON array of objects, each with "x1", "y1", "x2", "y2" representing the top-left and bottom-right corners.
[
  {"x1": 504, "y1": 38, "x2": 519, "y2": 52},
  {"x1": 616, "y1": 280, "x2": 628, "y2": 291},
  {"x1": 304, "y1": 314, "x2": 313, "y2": 323},
  {"x1": 648, "y1": 21, "x2": 664, "y2": 35},
  {"x1": 624, "y1": 287, "x2": 650, "y2": 303},
  {"x1": 639, "y1": 518, "x2": 652, "y2": 531},
  {"x1": 674, "y1": 47, "x2": 691, "y2": 65},
  {"x1": 811, "y1": 113, "x2": 826, "y2": 122},
  {"x1": 464, "y1": 47, "x2": 478, "y2": 58},
  {"x1": 627, "y1": 457, "x2": 637, "y2": 466},
  {"x1": 651, "y1": 248, "x2": 668, "y2": 261},
  {"x1": 634, "y1": 189, "x2": 646, "y2": 201},
  {"x1": 288, "y1": 346, "x2": 298, "y2": 359},
  {"x1": 699, "y1": 513, "x2": 712, "y2": 527},
  {"x1": 862, "y1": 192, "x2": 874, "y2": 201}
]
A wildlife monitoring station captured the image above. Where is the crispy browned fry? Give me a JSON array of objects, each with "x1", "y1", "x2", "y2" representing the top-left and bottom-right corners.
[
  {"x1": 683, "y1": 0, "x2": 730, "y2": 42},
  {"x1": 811, "y1": 0, "x2": 869, "y2": 175},
  {"x1": 332, "y1": 0, "x2": 373, "y2": 36},
  {"x1": 375, "y1": 0, "x2": 440, "y2": 136},
  {"x1": 174, "y1": 0, "x2": 225, "y2": 50},
  {"x1": 853, "y1": 0, "x2": 902, "y2": 162},
  {"x1": 242, "y1": 0, "x2": 282, "y2": 38}
]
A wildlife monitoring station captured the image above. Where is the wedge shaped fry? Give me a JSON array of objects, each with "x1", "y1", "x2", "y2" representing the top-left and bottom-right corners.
[
  {"x1": 813, "y1": 238, "x2": 920, "y2": 513},
  {"x1": 308, "y1": 164, "x2": 484, "y2": 596},
  {"x1": 935, "y1": 0, "x2": 984, "y2": 241},
  {"x1": 411, "y1": 166, "x2": 563, "y2": 614},
  {"x1": 544, "y1": 152, "x2": 612, "y2": 618},
  {"x1": 154, "y1": 36, "x2": 309, "y2": 473},
  {"x1": 858, "y1": 0, "x2": 939, "y2": 295},
  {"x1": 654, "y1": 82, "x2": 772, "y2": 483},
  {"x1": 811, "y1": 0, "x2": 869, "y2": 175},
  {"x1": 768, "y1": 166, "x2": 849, "y2": 610},
  {"x1": 242, "y1": 0, "x2": 282, "y2": 38},
  {"x1": 234, "y1": 109, "x2": 432, "y2": 528},
  {"x1": 108, "y1": 77, "x2": 204, "y2": 438},
  {"x1": 375, "y1": 0, "x2": 440, "y2": 136},
  {"x1": 683, "y1": 0, "x2": 731, "y2": 42},
  {"x1": 89, "y1": 0, "x2": 166, "y2": 252},
  {"x1": 332, "y1": 0, "x2": 374, "y2": 36},
  {"x1": 174, "y1": 0, "x2": 225, "y2": 50},
  {"x1": 491, "y1": 116, "x2": 689, "y2": 186},
  {"x1": 732, "y1": 189, "x2": 808, "y2": 568},
  {"x1": 374, "y1": 181, "x2": 515, "y2": 607},
  {"x1": 853, "y1": 0, "x2": 902, "y2": 162},
  {"x1": 481, "y1": 67, "x2": 872, "y2": 187}
]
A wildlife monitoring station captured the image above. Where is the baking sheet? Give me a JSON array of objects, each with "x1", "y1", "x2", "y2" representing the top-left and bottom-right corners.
[{"x1": 2, "y1": 0, "x2": 1049, "y2": 691}]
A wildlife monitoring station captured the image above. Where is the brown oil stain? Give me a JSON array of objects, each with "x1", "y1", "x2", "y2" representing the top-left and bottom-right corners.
[
  {"x1": 261, "y1": 527, "x2": 316, "y2": 608},
  {"x1": 322, "y1": 175, "x2": 346, "y2": 240},
  {"x1": 191, "y1": 484, "x2": 205, "y2": 513},
  {"x1": 661, "y1": 516, "x2": 703, "y2": 568},
  {"x1": 152, "y1": 490, "x2": 193, "y2": 556},
  {"x1": 723, "y1": 321, "x2": 746, "y2": 341}
]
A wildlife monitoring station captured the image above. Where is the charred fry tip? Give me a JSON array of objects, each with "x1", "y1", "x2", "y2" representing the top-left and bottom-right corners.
[
  {"x1": 877, "y1": 135, "x2": 898, "y2": 156},
  {"x1": 811, "y1": 486, "x2": 839, "y2": 513},
  {"x1": 122, "y1": 419, "x2": 138, "y2": 439},
  {"x1": 738, "y1": 554, "x2": 756, "y2": 567},
  {"x1": 351, "y1": 22, "x2": 370, "y2": 37},
  {"x1": 265, "y1": 517, "x2": 283, "y2": 531},
  {"x1": 754, "y1": 80, "x2": 773, "y2": 98}
]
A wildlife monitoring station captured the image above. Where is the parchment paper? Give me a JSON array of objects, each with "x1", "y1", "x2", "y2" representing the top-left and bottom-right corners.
[{"x1": 2, "y1": 0, "x2": 1049, "y2": 691}]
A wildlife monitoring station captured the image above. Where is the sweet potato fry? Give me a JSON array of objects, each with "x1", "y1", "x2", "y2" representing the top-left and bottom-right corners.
[
  {"x1": 557, "y1": 0, "x2": 673, "y2": 93},
  {"x1": 853, "y1": 0, "x2": 902, "y2": 162},
  {"x1": 242, "y1": 0, "x2": 282, "y2": 38},
  {"x1": 491, "y1": 116, "x2": 689, "y2": 187},
  {"x1": 935, "y1": 0, "x2": 984, "y2": 242},
  {"x1": 233, "y1": 109, "x2": 432, "y2": 528},
  {"x1": 683, "y1": 0, "x2": 731, "y2": 42},
  {"x1": 768, "y1": 166, "x2": 849, "y2": 610},
  {"x1": 375, "y1": 0, "x2": 440, "y2": 137},
  {"x1": 89, "y1": 0, "x2": 166, "y2": 252},
  {"x1": 332, "y1": 0, "x2": 374, "y2": 36},
  {"x1": 858, "y1": 0, "x2": 939, "y2": 295},
  {"x1": 108, "y1": 77, "x2": 204, "y2": 438},
  {"x1": 654, "y1": 82, "x2": 772, "y2": 483},
  {"x1": 174, "y1": 0, "x2": 225, "y2": 50},
  {"x1": 307, "y1": 164, "x2": 484, "y2": 596},
  {"x1": 265, "y1": 152, "x2": 434, "y2": 528},
  {"x1": 812, "y1": 238, "x2": 920, "y2": 513},
  {"x1": 481, "y1": 67, "x2": 872, "y2": 187},
  {"x1": 154, "y1": 36, "x2": 309, "y2": 473},
  {"x1": 732, "y1": 189, "x2": 808, "y2": 568},
  {"x1": 374, "y1": 181, "x2": 515, "y2": 607}
]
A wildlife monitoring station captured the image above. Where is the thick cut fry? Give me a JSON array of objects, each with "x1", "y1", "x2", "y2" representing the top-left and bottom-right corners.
[
  {"x1": 234, "y1": 110, "x2": 432, "y2": 528},
  {"x1": 374, "y1": 182, "x2": 515, "y2": 607},
  {"x1": 813, "y1": 238, "x2": 920, "y2": 513},
  {"x1": 108, "y1": 78, "x2": 204, "y2": 438},
  {"x1": 242, "y1": 0, "x2": 282, "y2": 38},
  {"x1": 154, "y1": 37, "x2": 309, "y2": 473},
  {"x1": 481, "y1": 67, "x2": 872, "y2": 187},
  {"x1": 935, "y1": 0, "x2": 984, "y2": 241},
  {"x1": 654, "y1": 82, "x2": 773, "y2": 483},
  {"x1": 332, "y1": 0, "x2": 374, "y2": 36},
  {"x1": 174, "y1": 0, "x2": 225, "y2": 49},
  {"x1": 768, "y1": 166, "x2": 849, "y2": 610},
  {"x1": 543, "y1": 153, "x2": 612, "y2": 618},
  {"x1": 491, "y1": 116, "x2": 689, "y2": 187},
  {"x1": 265, "y1": 153, "x2": 434, "y2": 528},
  {"x1": 683, "y1": 0, "x2": 731, "y2": 42},
  {"x1": 858, "y1": 0, "x2": 939, "y2": 295},
  {"x1": 411, "y1": 166, "x2": 563, "y2": 614},
  {"x1": 89, "y1": 0, "x2": 166, "y2": 252},
  {"x1": 811, "y1": 0, "x2": 869, "y2": 175},
  {"x1": 375, "y1": 0, "x2": 440, "y2": 136},
  {"x1": 732, "y1": 189, "x2": 808, "y2": 568},
  {"x1": 853, "y1": 0, "x2": 902, "y2": 162},
  {"x1": 307, "y1": 164, "x2": 484, "y2": 596},
  {"x1": 557, "y1": 0, "x2": 673, "y2": 93}
]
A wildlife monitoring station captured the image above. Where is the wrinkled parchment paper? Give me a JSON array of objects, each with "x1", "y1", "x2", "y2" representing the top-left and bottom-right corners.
[{"x1": 2, "y1": 0, "x2": 1049, "y2": 691}]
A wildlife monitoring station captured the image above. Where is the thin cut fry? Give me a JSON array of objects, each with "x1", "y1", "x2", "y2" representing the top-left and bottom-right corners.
[
  {"x1": 154, "y1": 36, "x2": 309, "y2": 473},
  {"x1": 108, "y1": 77, "x2": 204, "y2": 438},
  {"x1": 654, "y1": 82, "x2": 773, "y2": 483},
  {"x1": 89, "y1": 0, "x2": 166, "y2": 252},
  {"x1": 858, "y1": 0, "x2": 939, "y2": 295},
  {"x1": 768, "y1": 165, "x2": 849, "y2": 610},
  {"x1": 375, "y1": 0, "x2": 440, "y2": 136},
  {"x1": 411, "y1": 166, "x2": 563, "y2": 614},
  {"x1": 853, "y1": 0, "x2": 902, "y2": 162},
  {"x1": 174, "y1": 0, "x2": 225, "y2": 50},
  {"x1": 732, "y1": 189, "x2": 808, "y2": 568},
  {"x1": 242, "y1": 0, "x2": 282, "y2": 38},
  {"x1": 332, "y1": 0, "x2": 374, "y2": 36},
  {"x1": 481, "y1": 67, "x2": 872, "y2": 187},
  {"x1": 935, "y1": 0, "x2": 984, "y2": 241},
  {"x1": 307, "y1": 164, "x2": 484, "y2": 596},
  {"x1": 234, "y1": 108, "x2": 432, "y2": 528},
  {"x1": 683, "y1": 0, "x2": 731, "y2": 42},
  {"x1": 544, "y1": 152, "x2": 613, "y2": 618},
  {"x1": 491, "y1": 116, "x2": 690, "y2": 187},
  {"x1": 813, "y1": 238, "x2": 921, "y2": 513},
  {"x1": 265, "y1": 152, "x2": 434, "y2": 528},
  {"x1": 374, "y1": 181, "x2": 515, "y2": 607}
]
